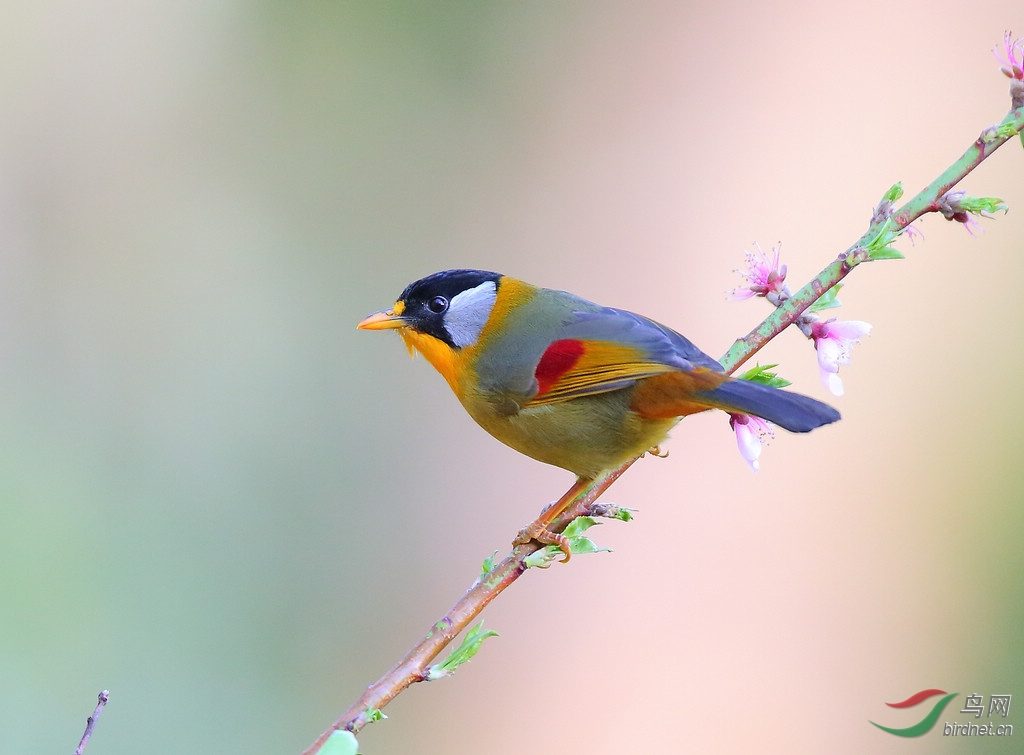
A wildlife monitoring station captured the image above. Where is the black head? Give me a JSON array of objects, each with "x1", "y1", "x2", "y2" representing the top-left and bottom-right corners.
[{"x1": 394, "y1": 269, "x2": 503, "y2": 348}]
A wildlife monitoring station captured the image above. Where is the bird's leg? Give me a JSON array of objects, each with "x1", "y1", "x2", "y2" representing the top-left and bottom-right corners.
[
  {"x1": 646, "y1": 445, "x2": 669, "y2": 458},
  {"x1": 513, "y1": 476, "x2": 593, "y2": 563}
]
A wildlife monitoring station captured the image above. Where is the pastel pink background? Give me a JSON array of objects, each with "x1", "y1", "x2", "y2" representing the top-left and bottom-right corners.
[{"x1": 1, "y1": 2, "x2": 1020, "y2": 753}]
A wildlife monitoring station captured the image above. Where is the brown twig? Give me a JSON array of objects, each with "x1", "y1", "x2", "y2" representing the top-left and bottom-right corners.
[
  {"x1": 74, "y1": 690, "x2": 109, "y2": 755},
  {"x1": 301, "y1": 463, "x2": 632, "y2": 753}
]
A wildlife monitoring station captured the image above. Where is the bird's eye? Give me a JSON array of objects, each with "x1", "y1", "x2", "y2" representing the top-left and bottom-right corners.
[{"x1": 427, "y1": 296, "x2": 449, "y2": 314}]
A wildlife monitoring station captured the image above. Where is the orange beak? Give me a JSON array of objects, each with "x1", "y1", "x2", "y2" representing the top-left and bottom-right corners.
[{"x1": 357, "y1": 308, "x2": 408, "y2": 331}]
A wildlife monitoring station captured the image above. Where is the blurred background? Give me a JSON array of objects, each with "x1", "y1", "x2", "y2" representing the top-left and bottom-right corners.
[{"x1": 1, "y1": 2, "x2": 1021, "y2": 753}]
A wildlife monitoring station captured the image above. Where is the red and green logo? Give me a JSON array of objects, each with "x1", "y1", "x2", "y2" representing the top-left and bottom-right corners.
[{"x1": 870, "y1": 689, "x2": 959, "y2": 737}]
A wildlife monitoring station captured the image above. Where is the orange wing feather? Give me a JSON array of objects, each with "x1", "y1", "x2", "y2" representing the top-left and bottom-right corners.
[
  {"x1": 525, "y1": 338, "x2": 678, "y2": 407},
  {"x1": 627, "y1": 369, "x2": 731, "y2": 419}
]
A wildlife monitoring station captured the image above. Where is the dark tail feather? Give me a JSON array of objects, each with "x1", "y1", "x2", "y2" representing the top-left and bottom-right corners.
[{"x1": 698, "y1": 379, "x2": 840, "y2": 433}]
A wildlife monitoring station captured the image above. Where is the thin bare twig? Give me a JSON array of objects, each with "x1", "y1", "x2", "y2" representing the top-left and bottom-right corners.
[{"x1": 74, "y1": 690, "x2": 109, "y2": 755}]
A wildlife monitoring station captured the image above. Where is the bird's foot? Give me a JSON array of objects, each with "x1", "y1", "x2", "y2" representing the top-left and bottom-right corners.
[
  {"x1": 513, "y1": 521, "x2": 571, "y2": 563},
  {"x1": 646, "y1": 445, "x2": 670, "y2": 459},
  {"x1": 512, "y1": 476, "x2": 593, "y2": 564}
]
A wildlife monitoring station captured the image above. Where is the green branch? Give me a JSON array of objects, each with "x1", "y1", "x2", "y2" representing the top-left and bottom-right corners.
[{"x1": 719, "y1": 102, "x2": 1023, "y2": 374}]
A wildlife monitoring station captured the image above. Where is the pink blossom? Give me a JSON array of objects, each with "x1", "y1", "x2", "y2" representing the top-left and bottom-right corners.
[
  {"x1": 936, "y1": 191, "x2": 994, "y2": 236},
  {"x1": 995, "y1": 31, "x2": 1024, "y2": 80},
  {"x1": 810, "y1": 319, "x2": 872, "y2": 396},
  {"x1": 729, "y1": 243, "x2": 788, "y2": 302},
  {"x1": 730, "y1": 413, "x2": 774, "y2": 472}
]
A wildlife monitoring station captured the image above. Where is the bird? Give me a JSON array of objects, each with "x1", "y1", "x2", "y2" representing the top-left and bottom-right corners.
[{"x1": 358, "y1": 269, "x2": 839, "y2": 558}]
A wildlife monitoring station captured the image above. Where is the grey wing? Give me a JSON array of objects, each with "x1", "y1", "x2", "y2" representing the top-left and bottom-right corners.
[{"x1": 563, "y1": 305, "x2": 725, "y2": 373}]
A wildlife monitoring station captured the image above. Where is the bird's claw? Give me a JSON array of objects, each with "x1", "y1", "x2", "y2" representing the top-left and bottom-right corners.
[
  {"x1": 646, "y1": 445, "x2": 669, "y2": 459},
  {"x1": 513, "y1": 521, "x2": 572, "y2": 563}
]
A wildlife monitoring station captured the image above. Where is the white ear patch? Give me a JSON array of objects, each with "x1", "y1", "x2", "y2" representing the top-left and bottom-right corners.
[{"x1": 444, "y1": 280, "x2": 498, "y2": 348}]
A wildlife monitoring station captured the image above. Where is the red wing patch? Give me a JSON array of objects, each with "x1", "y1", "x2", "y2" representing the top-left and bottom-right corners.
[
  {"x1": 528, "y1": 338, "x2": 678, "y2": 406},
  {"x1": 534, "y1": 339, "x2": 585, "y2": 395}
]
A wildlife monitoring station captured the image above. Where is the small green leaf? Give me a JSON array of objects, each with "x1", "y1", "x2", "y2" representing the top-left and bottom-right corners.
[
  {"x1": 869, "y1": 246, "x2": 905, "y2": 261},
  {"x1": 562, "y1": 515, "x2": 598, "y2": 538},
  {"x1": 426, "y1": 622, "x2": 498, "y2": 680},
  {"x1": 863, "y1": 218, "x2": 892, "y2": 248},
  {"x1": 738, "y1": 363, "x2": 791, "y2": 389},
  {"x1": 882, "y1": 182, "x2": 904, "y2": 202},
  {"x1": 563, "y1": 517, "x2": 611, "y2": 556},
  {"x1": 993, "y1": 122, "x2": 1020, "y2": 140},
  {"x1": 565, "y1": 535, "x2": 607, "y2": 556},
  {"x1": 958, "y1": 195, "x2": 1008, "y2": 215},
  {"x1": 365, "y1": 707, "x2": 386, "y2": 724},
  {"x1": 860, "y1": 217, "x2": 905, "y2": 263},
  {"x1": 320, "y1": 730, "x2": 360, "y2": 755},
  {"x1": 861, "y1": 217, "x2": 905, "y2": 261},
  {"x1": 808, "y1": 284, "x2": 843, "y2": 311},
  {"x1": 524, "y1": 547, "x2": 562, "y2": 569},
  {"x1": 480, "y1": 551, "x2": 499, "y2": 576}
]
